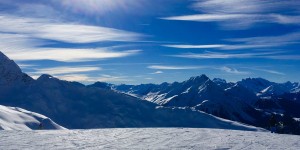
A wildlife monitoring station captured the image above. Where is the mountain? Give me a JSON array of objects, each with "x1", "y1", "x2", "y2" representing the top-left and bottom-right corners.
[
  {"x1": 112, "y1": 75, "x2": 264, "y2": 125},
  {"x1": 0, "y1": 52, "x2": 34, "y2": 86},
  {"x1": 0, "y1": 51, "x2": 258, "y2": 130},
  {"x1": 237, "y1": 78, "x2": 300, "y2": 97},
  {"x1": 0, "y1": 104, "x2": 65, "y2": 130},
  {"x1": 237, "y1": 78, "x2": 274, "y2": 95},
  {"x1": 255, "y1": 92, "x2": 300, "y2": 117}
]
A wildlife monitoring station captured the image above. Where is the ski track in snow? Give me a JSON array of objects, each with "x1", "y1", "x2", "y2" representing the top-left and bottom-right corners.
[{"x1": 1, "y1": 128, "x2": 299, "y2": 150}]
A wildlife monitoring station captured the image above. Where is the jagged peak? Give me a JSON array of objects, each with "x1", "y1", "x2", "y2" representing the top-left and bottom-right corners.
[
  {"x1": 88, "y1": 81, "x2": 112, "y2": 89},
  {"x1": 212, "y1": 78, "x2": 227, "y2": 84},
  {"x1": 0, "y1": 51, "x2": 34, "y2": 85},
  {"x1": 241, "y1": 77, "x2": 270, "y2": 82},
  {"x1": 37, "y1": 74, "x2": 55, "y2": 81},
  {"x1": 189, "y1": 74, "x2": 210, "y2": 82},
  {"x1": 0, "y1": 51, "x2": 9, "y2": 61}
]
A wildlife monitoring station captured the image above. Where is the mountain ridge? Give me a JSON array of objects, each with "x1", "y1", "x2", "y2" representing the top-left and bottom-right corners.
[{"x1": 0, "y1": 51, "x2": 260, "y2": 131}]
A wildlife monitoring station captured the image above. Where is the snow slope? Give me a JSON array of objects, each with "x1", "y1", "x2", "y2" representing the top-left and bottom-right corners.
[
  {"x1": 0, "y1": 128, "x2": 299, "y2": 149},
  {"x1": 0, "y1": 105, "x2": 66, "y2": 130}
]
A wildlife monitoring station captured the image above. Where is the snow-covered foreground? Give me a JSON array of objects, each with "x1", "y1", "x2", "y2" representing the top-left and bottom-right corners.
[
  {"x1": 1, "y1": 128, "x2": 299, "y2": 150},
  {"x1": 0, "y1": 105, "x2": 65, "y2": 130}
]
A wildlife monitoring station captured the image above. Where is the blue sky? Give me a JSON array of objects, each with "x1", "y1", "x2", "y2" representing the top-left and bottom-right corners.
[{"x1": 0, "y1": 0, "x2": 299, "y2": 84}]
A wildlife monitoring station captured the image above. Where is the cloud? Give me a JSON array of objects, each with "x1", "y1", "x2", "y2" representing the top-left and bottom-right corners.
[
  {"x1": 54, "y1": 74, "x2": 91, "y2": 82},
  {"x1": 163, "y1": 14, "x2": 300, "y2": 29},
  {"x1": 32, "y1": 66, "x2": 102, "y2": 75},
  {"x1": 170, "y1": 51, "x2": 282, "y2": 59},
  {"x1": 18, "y1": 64, "x2": 38, "y2": 69},
  {"x1": 163, "y1": 44, "x2": 226, "y2": 49},
  {"x1": 5, "y1": 48, "x2": 141, "y2": 62},
  {"x1": 56, "y1": 0, "x2": 147, "y2": 15},
  {"x1": 263, "y1": 55, "x2": 300, "y2": 60},
  {"x1": 192, "y1": 0, "x2": 300, "y2": 14},
  {"x1": 162, "y1": 0, "x2": 300, "y2": 29},
  {"x1": 44, "y1": 74, "x2": 133, "y2": 83},
  {"x1": 150, "y1": 71, "x2": 163, "y2": 74},
  {"x1": 251, "y1": 68, "x2": 285, "y2": 75},
  {"x1": 163, "y1": 32, "x2": 300, "y2": 51},
  {"x1": 219, "y1": 66, "x2": 249, "y2": 75},
  {"x1": 0, "y1": 15, "x2": 141, "y2": 44},
  {"x1": 148, "y1": 65, "x2": 201, "y2": 70},
  {"x1": 0, "y1": 33, "x2": 141, "y2": 62},
  {"x1": 225, "y1": 32, "x2": 300, "y2": 47},
  {"x1": 96, "y1": 74, "x2": 134, "y2": 82}
]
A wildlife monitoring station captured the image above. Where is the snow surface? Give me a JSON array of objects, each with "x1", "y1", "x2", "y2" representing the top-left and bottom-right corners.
[
  {"x1": 0, "y1": 105, "x2": 66, "y2": 130},
  {"x1": 0, "y1": 128, "x2": 299, "y2": 149}
]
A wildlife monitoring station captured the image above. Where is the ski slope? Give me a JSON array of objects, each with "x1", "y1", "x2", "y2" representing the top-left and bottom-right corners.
[{"x1": 0, "y1": 128, "x2": 299, "y2": 149}]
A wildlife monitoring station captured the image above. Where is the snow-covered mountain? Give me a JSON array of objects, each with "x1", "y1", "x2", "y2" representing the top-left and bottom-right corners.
[
  {"x1": 0, "y1": 52, "x2": 33, "y2": 86},
  {"x1": 112, "y1": 75, "x2": 300, "y2": 132},
  {"x1": 111, "y1": 75, "x2": 263, "y2": 125},
  {"x1": 237, "y1": 78, "x2": 300, "y2": 97},
  {"x1": 0, "y1": 51, "x2": 259, "y2": 130},
  {"x1": 0, "y1": 105, "x2": 65, "y2": 130}
]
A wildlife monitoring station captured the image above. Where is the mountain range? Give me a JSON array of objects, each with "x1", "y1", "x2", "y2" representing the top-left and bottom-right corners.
[
  {"x1": 0, "y1": 51, "x2": 259, "y2": 131},
  {"x1": 0, "y1": 51, "x2": 299, "y2": 133}
]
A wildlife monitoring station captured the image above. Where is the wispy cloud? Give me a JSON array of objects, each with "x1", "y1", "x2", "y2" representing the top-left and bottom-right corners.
[
  {"x1": 18, "y1": 64, "x2": 38, "y2": 69},
  {"x1": 0, "y1": 15, "x2": 143, "y2": 62},
  {"x1": 192, "y1": 0, "x2": 300, "y2": 14},
  {"x1": 45, "y1": 74, "x2": 133, "y2": 83},
  {"x1": 163, "y1": 32, "x2": 300, "y2": 51},
  {"x1": 163, "y1": 44, "x2": 226, "y2": 49},
  {"x1": 170, "y1": 51, "x2": 283, "y2": 59},
  {"x1": 225, "y1": 32, "x2": 300, "y2": 47},
  {"x1": 162, "y1": 0, "x2": 300, "y2": 29},
  {"x1": 251, "y1": 68, "x2": 285, "y2": 75},
  {"x1": 150, "y1": 71, "x2": 164, "y2": 74},
  {"x1": 96, "y1": 74, "x2": 134, "y2": 82},
  {"x1": 163, "y1": 14, "x2": 300, "y2": 28},
  {"x1": 32, "y1": 66, "x2": 102, "y2": 75},
  {"x1": 56, "y1": 0, "x2": 147, "y2": 15},
  {"x1": 5, "y1": 48, "x2": 141, "y2": 62},
  {"x1": 219, "y1": 66, "x2": 249, "y2": 75},
  {"x1": 148, "y1": 65, "x2": 201, "y2": 70},
  {"x1": 0, "y1": 15, "x2": 141, "y2": 43}
]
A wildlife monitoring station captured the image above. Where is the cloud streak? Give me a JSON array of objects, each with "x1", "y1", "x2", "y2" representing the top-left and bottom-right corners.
[
  {"x1": 32, "y1": 66, "x2": 102, "y2": 75},
  {"x1": 148, "y1": 65, "x2": 202, "y2": 70},
  {"x1": 0, "y1": 33, "x2": 141, "y2": 62},
  {"x1": 219, "y1": 66, "x2": 249, "y2": 75},
  {"x1": 150, "y1": 71, "x2": 164, "y2": 74},
  {"x1": 163, "y1": 44, "x2": 226, "y2": 49},
  {"x1": 252, "y1": 68, "x2": 285, "y2": 75},
  {"x1": 56, "y1": 74, "x2": 133, "y2": 83},
  {"x1": 163, "y1": 32, "x2": 300, "y2": 51},
  {"x1": 5, "y1": 48, "x2": 141, "y2": 62},
  {"x1": 0, "y1": 15, "x2": 141, "y2": 44},
  {"x1": 162, "y1": 0, "x2": 300, "y2": 29},
  {"x1": 169, "y1": 51, "x2": 289, "y2": 59}
]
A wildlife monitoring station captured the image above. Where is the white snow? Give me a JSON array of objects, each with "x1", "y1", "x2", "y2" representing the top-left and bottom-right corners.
[
  {"x1": 0, "y1": 105, "x2": 66, "y2": 130},
  {"x1": 0, "y1": 128, "x2": 299, "y2": 149}
]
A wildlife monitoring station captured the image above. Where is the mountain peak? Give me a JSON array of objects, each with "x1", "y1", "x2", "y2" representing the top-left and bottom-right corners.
[
  {"x1": 0, "y1": 51, "x2": 33, "y2": 85},
  {"x1": 0, "y1": 51, "x2": 9, "y2": 61},
  {"x1": 189, "y1": 74, "x2": 209, "y2": 82},
  {"x1": 37, "y1": 74, "x2": 54, "y2": 81},
  {"x1": 212, "y1": 78, "x2": 227, "y2": 84}
]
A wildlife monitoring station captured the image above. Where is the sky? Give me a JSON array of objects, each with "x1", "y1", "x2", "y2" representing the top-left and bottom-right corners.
[{"x1": 0, "y1": 0, "x2": 299, "y2": 85}]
